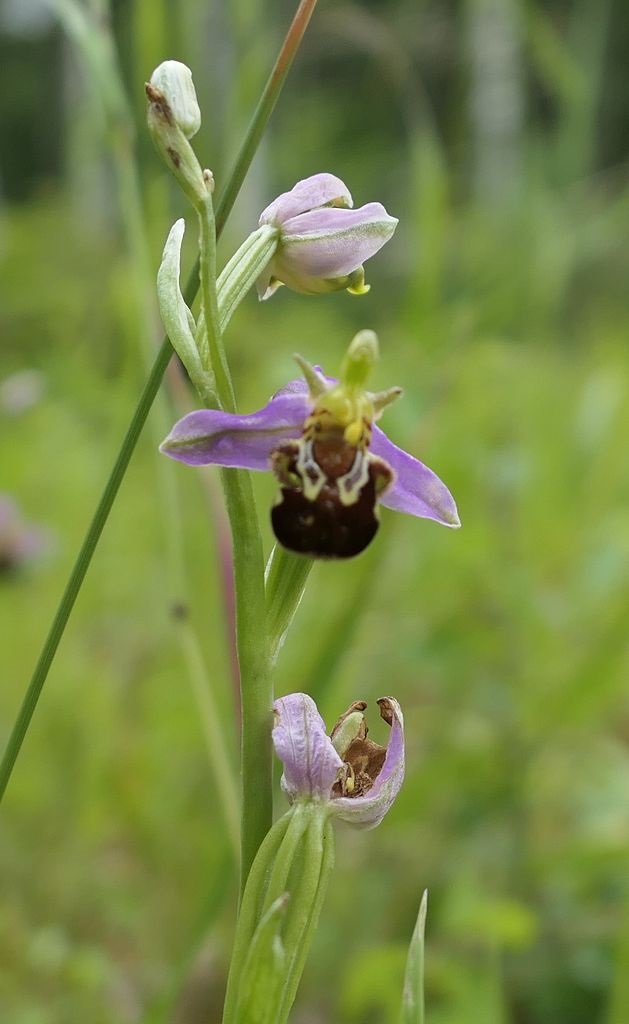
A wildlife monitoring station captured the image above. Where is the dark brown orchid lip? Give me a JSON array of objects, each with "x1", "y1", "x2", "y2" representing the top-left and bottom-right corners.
[{"x1": 270, "y1": 430, "x2": 393, "y2": 560}]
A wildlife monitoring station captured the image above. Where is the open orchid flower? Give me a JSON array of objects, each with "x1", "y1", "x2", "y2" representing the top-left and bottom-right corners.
[
  {"x1": 273, "y1": 692, "x2": 404, "y2": 829},
  {"x1": 161, "y1": 330, "x2": 460, "y2": 559},
  {"x1": 256, "y1": 172, "x2": 398, "y2": 299}
]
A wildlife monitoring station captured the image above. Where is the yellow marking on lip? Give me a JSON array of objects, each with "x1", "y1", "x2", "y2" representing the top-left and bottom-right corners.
[{"x1": 343, "y1": 420, "x2": 363, "y2": 446}]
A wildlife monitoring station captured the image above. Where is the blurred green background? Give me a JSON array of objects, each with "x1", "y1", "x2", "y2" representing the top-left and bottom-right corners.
[{"x1": 2, "y1": 0, "x2": 629, "y2": 1021}]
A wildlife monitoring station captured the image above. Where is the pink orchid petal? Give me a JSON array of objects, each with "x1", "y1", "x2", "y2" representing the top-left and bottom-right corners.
[
  {"x1": 372, "y1": 428, "x2": 461, "y2": 528},
  {"x1": 160, "y1": 390, "x2": 309, "y2": 468},
  {"x1": 259, "y1": 172, "x2": 353, "y2": 226},
  {"x1": 273, "y1": 693, "x2": 343, "y2": 801},
  {"x1": 277, "y1": 202, "x2": 398, "y2": 279}
]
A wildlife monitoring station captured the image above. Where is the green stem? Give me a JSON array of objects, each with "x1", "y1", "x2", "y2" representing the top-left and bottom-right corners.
[
  {"x1": 214, "y1": 0, "x2": 319, "y2": 239},
  {"x1": 220, "y1": 465, "x2": 272, "y2": 893},
  {"x1": 0, "y1": 0, "x2": 319, "y2": 804},
  {"x1": 197, "y1": 184, "x2": 272, "y2": 895},
  {"x1": 0, "y1": 337, "x2": 171, "y2": 803}
]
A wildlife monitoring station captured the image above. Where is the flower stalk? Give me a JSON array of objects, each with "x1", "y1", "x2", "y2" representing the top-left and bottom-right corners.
[
  {"x1": 192, "y1": 153, "x2": 275, "y2": 897},
  {"x1": 157, "y1": 176, "x2": 276, "y2": 890}
]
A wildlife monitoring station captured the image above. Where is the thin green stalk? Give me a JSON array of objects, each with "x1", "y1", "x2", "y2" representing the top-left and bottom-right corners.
[
  {"x1": 0, "y1": 337, "x2": 171, "y2": 803},
  {"x1": 261, "y1": 803, "x2": 310, "y2": 913},
  {"x1": 0, "y1": 0, "x2": 319, "y2": 804},
  {"x1": 214, "y1": 0, "x2": 318, "y2": 238},
  {"x1": 195, "y1": 0, "x2": 322, "y2": 889},
  {"x1": 220, "y1": 464, "x2": 272, "y2": 893},
  {"x1": 217, "y1": 225, "x2": 278, "y2": 332}
]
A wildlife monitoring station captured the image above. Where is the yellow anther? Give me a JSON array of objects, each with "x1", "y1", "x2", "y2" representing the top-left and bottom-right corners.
[{"x1": 344, "y1": 420, "x2": 363, "y2": 446}]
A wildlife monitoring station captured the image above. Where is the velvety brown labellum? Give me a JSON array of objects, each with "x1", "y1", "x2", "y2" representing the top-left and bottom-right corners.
[{"x1": 270, "y1": 436, "x2": 392, "y2": 559}]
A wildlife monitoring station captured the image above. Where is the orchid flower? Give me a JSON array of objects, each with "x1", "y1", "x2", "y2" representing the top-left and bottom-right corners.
[
  {"x1": 273, "y1": 692, "x2": 405, "y2": 829},
  {"x1": 222, "y1": 691, "x2": 404, "y2": 1020},
  {"x1": 256, "y1": 172, "x2": 398, "y2": 299},
  {"x1": 161, "y1": 330, "x2": 460, "y2": 559}
]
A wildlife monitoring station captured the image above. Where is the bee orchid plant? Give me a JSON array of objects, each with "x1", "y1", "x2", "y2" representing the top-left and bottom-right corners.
[{"x1": 145, "y1": 57, "x2": 457, "y2": 1024}]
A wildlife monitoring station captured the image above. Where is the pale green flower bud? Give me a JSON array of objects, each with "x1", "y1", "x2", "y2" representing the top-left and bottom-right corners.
[
  {"x1": 146, "y1": 62, "x2": 207, "y2": 206},
  {"x1": 149, "y1": 60, "x2": 201, "y2": 138}
]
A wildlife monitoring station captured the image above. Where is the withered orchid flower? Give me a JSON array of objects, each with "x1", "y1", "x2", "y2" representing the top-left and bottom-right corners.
[{"x1": 273, "y1": 692, "x2": 405, "y2": 829}]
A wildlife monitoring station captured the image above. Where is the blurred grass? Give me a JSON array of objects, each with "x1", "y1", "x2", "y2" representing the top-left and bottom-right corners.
[{"x1": 2, "y1": 0, "x2": 629, "y2": 1022}]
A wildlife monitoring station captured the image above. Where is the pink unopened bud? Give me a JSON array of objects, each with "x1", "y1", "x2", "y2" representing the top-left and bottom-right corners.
[{"x1": 256, "y1": 173, "x2": 398, "y2": 300}]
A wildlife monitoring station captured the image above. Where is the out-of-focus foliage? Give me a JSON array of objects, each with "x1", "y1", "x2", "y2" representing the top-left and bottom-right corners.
[{"x1": 1, "y1": 1, "x2": 629, "y2": 1022}]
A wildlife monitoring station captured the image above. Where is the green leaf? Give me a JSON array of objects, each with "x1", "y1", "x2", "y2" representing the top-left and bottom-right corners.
[
  {"x1": 234, "y1": 895, "x2": 289, "y2": 1024},
  {"x1": 157, "y1": 219, "x2": 213, "y2": 399},
  {"x1": 400, "y1": 890, "x2": 428, "y2": 1024},
  {"x1": 265, "y1": 545, "x2": 314, "y2": 662}
]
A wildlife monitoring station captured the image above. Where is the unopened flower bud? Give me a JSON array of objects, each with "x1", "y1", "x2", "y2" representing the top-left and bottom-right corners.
[
  {"x1": 149, "y1": 60, "x2": 201, "y2": 138},
  {"x1": 146, "y1": 61, "x2": 207, "y2": 206},
  {"x1": 256, "y1": 173, "x2": 398, "y2": 300}
]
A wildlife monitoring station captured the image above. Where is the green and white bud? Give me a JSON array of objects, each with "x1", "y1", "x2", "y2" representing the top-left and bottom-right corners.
[
  {"x1": 146, "y1": 62, "x2": 207, "y2": 206},
  {"x1": 149, "y1": 60, "x2": 201, "y2": 138}
]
